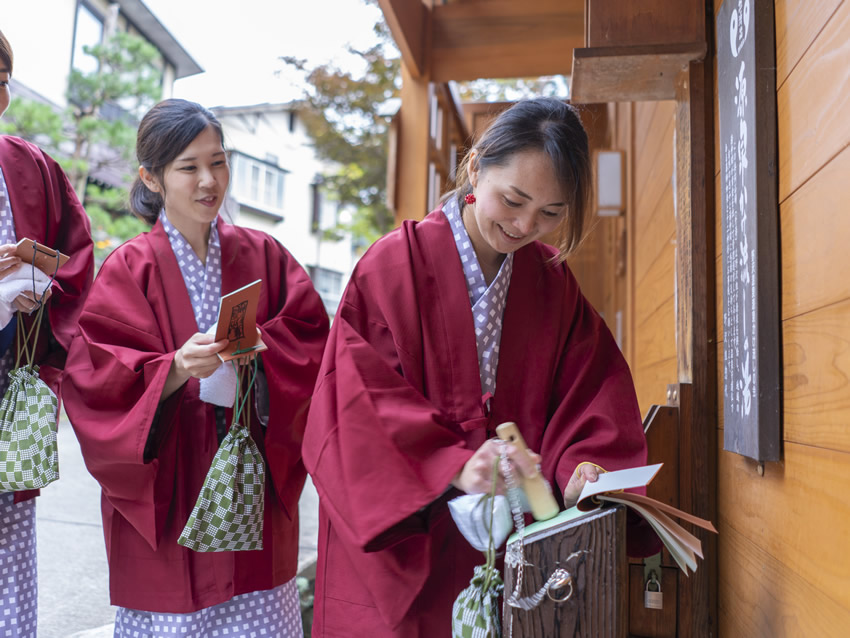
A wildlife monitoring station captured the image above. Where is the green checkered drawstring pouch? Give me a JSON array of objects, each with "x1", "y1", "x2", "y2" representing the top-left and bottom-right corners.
[
  {"x1": 0, "y1": 252, "x2": 61, "y2": 491},
  {"x1": 452, "y1": 459, "x2": 504, "y2": 638},
  {"x1": 178, "y1": 357, "x2": 265, "y2": 552}
]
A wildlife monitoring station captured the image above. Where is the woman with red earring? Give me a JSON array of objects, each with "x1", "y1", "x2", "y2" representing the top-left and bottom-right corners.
[{"x1": 303, "y1": 97, "x2": 659, "y2": 637}]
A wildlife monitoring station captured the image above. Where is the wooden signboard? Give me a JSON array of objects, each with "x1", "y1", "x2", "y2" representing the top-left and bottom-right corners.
[{"x1": 716, "y1": 0, "x2": 781, "y2": 462}]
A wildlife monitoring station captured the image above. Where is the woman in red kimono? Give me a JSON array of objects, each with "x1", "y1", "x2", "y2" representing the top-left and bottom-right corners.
[
  {"x1": 63, "y1": 99, "x2": 329, "y2": 637},
  {"x1": 303, "y1": 97, "x2": 660, "y2": 636},
  {"x1": 0, "y1": 30, "x2": 95, "y2": 638}
]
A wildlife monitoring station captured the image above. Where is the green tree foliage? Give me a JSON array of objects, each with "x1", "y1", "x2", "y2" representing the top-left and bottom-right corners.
[
  {"x1": 455, "y1": 76, "x2": 570, "y2": 102},
  {"x1": 66, "y1": 30, "x2": 162, "y2": 197},
  {"x1": 0, "y1": 30, "x2": 161, "y2": 263},
  {"x1": 282, "y1": 18, "x2": 400, "y2": 246}
]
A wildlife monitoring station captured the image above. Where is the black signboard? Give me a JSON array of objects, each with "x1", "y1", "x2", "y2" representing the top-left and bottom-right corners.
[{"x1": 717, "y1": 0, "x2": 781, "y2": 462}]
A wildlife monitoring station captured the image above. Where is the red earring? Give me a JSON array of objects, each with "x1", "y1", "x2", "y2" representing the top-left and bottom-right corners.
[{"x1": 464, "y1": 192, "x2": 476, "y2": 205}]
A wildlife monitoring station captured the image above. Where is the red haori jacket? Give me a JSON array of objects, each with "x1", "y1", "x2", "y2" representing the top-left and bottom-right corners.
[
  {"x1": 63, "y1": 219, "x2": 328, "y2": 612},
  {"x1": 303, "y1": 207, "x2": 656, "y2": 637},
  {"x1": 0, "y1": 135, "x2": 95, "y2": 505}
]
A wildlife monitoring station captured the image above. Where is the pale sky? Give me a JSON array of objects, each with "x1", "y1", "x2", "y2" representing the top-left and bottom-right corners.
[{"x1": 143, "y1": 0, "x2": 387, "y2": 108}]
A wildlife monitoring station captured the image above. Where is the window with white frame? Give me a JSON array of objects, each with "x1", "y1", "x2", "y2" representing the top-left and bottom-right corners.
[
  {"x1": 310, "y1": 182, "x2": 339, "y2": 233},
  {"x1": 308, "y1": 266, "x2": 343, "y2": 314},
  {"x1": 230, "y1": 152, "x2": 286, "y2": 212},
  {"x1": 72, "y1": 3, "x2": 104, "y2": 74}
]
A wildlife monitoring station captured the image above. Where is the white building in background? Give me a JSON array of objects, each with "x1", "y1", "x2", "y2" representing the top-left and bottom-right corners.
[
  {"x1": 213, "y1": 103, "x2": 358, "y2": 317},
  {"x1": 2, "y1": 0, "x2": 201, "y2": 191},
  {"x1": 3, "y1": 0, "x2": 199, "y2": 109}
]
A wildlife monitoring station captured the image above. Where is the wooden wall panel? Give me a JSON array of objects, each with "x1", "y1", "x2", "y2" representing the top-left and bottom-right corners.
[
  {"x1": 714, "y1": 2, "x2": 850, "y2": 635},
  {"x1": 635, "y1": 295, "x2": 676, "y2": 374},
  {"x1": 775, "y1": 0, "x2": 844, "y2": 87},
  {"x1": 633, "y1": 101, "x2": 659, "y2": 152},
  {"x1": 629, "y1": 98, "x2": 677, "y2": 418},
  {"x1": 783, "y1": 299, "x2": 850, "y2": 454},
  {"x1": 634, "y1": 107, "x2": 675, "y2": 220},
  {"x1": 633, "y1": 356, "x2": 677, "y2": 418},
  {"x1": 630, "y1": 111, "x2": 674, "y2": 410},
  {"x1": 634, "y1": 249, "x2": 675, "y2": 346},
  {"x1": 777, "y1": 1, "x2": 850, "y2": 202},
  {"x1": 718, "y1": 437, "x2": 850, "y2": 619},
  {"x1": 569, "y1": 218, "x2": 609, "y2": 325},
  {"x1": 634, "y1": 183, "x2": 675, "y2": 288},
  {"x1": 780, "y1": 143, "x2": 850, "y2": 320},
  {"x1": 718, "y1": 510, "x2": 850, "y2": 637}
]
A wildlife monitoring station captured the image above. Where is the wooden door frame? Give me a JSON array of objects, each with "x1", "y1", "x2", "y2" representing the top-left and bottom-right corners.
[{"x1": 672, "y1": 57, "x2": 718, "y2": 636}]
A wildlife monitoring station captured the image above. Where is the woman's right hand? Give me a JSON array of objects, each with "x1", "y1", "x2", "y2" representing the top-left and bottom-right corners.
[
  {"x1": 0, "y1": 244, "x2": 21, "y2": 280},
  {"x1": 451, "y1": 438, "x2": 542, "y2": 495},
  {"x1": 173, "y1": 332, "x2": 229, "y2": 380},
  {"x1": 161, "y1": 333, "x2": 229, "y2": 402}
]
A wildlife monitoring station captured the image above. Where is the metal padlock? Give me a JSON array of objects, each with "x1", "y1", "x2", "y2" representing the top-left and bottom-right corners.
[{"x1": 644, "y1": 571, "x2": 663, "y2": 610}]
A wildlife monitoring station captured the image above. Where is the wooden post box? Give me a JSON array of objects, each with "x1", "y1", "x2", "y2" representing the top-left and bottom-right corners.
[{"x1": 503, "y1": 505, "x2": 627, "y2": 637}]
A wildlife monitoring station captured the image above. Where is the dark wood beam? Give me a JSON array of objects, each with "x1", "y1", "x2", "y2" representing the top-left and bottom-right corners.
[
  {"x1": 673, "y1": 59, "x2": 718, "y2": 637},
  {"x1": 430, "y1": 0, "x2": 584, "y2": 82},
  {"x1": 377, "y1": 0, "x2": 428, "y2": 79}
]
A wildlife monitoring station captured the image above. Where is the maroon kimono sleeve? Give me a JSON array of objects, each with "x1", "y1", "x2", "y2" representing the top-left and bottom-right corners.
[
  {"x1": 303, "y1": 279, "x2": 474, "y2": 553},
  {"x1": 35, "y1": 149, "x2": 95, "y2": 390},
  {"x1": 257, "y1": 245, "x2": 329, "y2": 517},
  {"x1": 540, "y1": 274, "x2": 661, "y2": 556},
  {"x1": 0, "y1": 139, "x2": 95, "y2": 393},
  {"x1": 63, "y1": 250, "x2": 181, "y2": 550},
  {"x1": 0, "y1": 138, "x2": 94, "y2": 504}
]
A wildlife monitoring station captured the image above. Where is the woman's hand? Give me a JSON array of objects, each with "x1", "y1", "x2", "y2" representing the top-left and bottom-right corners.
[
  {"x1": 13, "y1": 288, "x2": 51, "y2": 313},
  {"x1": 0, "y1": 244, "x2": 21, "y2": 281},
  {"x1": 173, "y1": 333, "x2": 229, "y2": 380},
  {"x1": 161, "y1": 333, "x2": 228, "y2": 402},
  {"x1": 563, "y1": 463, "x2": 605, "y2": 508},
  {"x1": 451, "y1": 438, "x2": 542, "y2": 495}
]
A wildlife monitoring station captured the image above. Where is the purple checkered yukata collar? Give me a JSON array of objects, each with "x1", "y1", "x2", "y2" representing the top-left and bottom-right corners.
[
  {"x1": 0, "y1": 168, "x2": 16, "y2": 247},
  {"x1": 0, "y1": 168, "x2": 18, "y2": 394},
  {"x1": 443, "y1": 196, "x2": 514, "y2": 398},
  {"x1": 159, "y1": 210, "x2": 222, "y2": 333}
]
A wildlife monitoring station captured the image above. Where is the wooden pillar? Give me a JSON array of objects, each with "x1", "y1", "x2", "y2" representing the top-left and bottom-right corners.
[
  {"x1": 394, "y1": 63, "x2": 432, "y2": 224},
  {"x1": 673, "y1": 58, "x2": 718, "y2": 636}
]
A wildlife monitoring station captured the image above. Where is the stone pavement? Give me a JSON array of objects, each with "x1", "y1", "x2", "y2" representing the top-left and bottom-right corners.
[{"x1": 35, "y1": 416, "x2": 320, "y2": 638}]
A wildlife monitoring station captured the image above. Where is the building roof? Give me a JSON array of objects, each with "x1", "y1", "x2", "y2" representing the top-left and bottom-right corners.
[
  {"x1": 115, "y1": 0, "x2": 202, "y2": 79},
  {"x1": 211, "y1": 102, "x2": 302, "y2": 117}
]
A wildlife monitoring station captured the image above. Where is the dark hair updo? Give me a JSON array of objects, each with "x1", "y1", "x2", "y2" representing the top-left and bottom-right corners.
[
  {"x1": 0, "y1": 29, "x2": 14, "y2": 75},
  {"x1": 451, "y1": 97, "x2": 592, "y2": 260},
  {"x1": 129, "y1": 99, "x2": 225, "y2": 225}
]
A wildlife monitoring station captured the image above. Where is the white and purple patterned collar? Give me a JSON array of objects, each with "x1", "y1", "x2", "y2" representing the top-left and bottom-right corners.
[
  {"x1": 443, "y1": 196, "x2": 514, "y2": 397},
  {"x1": 442, "y1": 196, "x2": 514, "y2": 306},
  {"x1": 0, "y1": 167, "x2": 18, "y2": 392},
  {"x1": 0, "y1": 167, "x2": 17, "y2": 247},
  {"x1": 159, "y1": 210, "x2": 222, "y2": 332}
]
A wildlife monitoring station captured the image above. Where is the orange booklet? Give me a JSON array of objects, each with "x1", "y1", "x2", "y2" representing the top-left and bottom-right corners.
[
  {"x1": 576, "y1": 463, "x2": 718, "y2": 575},
  {"x1": 14, "y1": 238, "x2": 69, "y2": 277},
  {"x1": 213, "y1": 279, "x2": 267, "y2": 362}
]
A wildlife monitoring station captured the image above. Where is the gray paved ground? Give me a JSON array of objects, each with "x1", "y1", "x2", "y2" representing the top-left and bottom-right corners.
[{"x1": 35, "y1": 415, "x2": 319, "y2": 638}]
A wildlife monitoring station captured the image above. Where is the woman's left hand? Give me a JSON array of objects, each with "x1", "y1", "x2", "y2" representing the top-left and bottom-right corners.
[
  {"x1": 13, "y1": 288, "x2": 51, "y2": 313},
  {"x1": 563, "y1": 463, "x2": 605, "y2": 508},
  {"x1": 0, "y1": 243, "x2": 22, "y2": 281}
]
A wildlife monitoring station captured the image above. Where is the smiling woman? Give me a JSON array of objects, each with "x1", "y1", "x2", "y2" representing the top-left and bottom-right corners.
[
  {"x1": 138, "y1": 124, "x2": 229, "y2": 262},
  {"x1": 302, "y1": 97, "x2": 660, "y2": 638},
  {"x1": 462, "y1": 149, "x2": 568, "y2": 282},
  {"x1": 63, "y1": 99, "x2": 329, "y2": 638}
]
